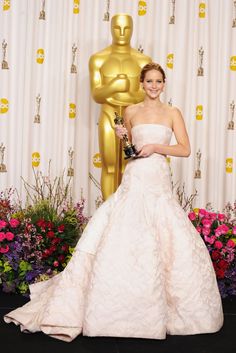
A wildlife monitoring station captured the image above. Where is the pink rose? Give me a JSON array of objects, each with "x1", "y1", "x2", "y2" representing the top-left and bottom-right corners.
[
  {"x1": 202, "y1": 228, "x2": 211, "y2": 236},
  {"x1": 5, "y1": 232, "x2": 14, "y2": 241},
  {"x1": 218, "y1": 213, "x2": 225, "y2": 222},
  {"x1": 9, "y1": 218, "x2": 20, "y2": 228},
  {"x1": 227, "y1": 253, "x2": 235, "y2": 262},
  {"x1": 53, "y1": 260, "x2": 59, "y2": 267},
  {"x1": 0, "y1": 245, "x2": 9, "y2": 253},
  {"x1": 215, "y1": 224, "x2": 229, "y2": 237},
  {"x1": 0, "y1": 220, "x2": 7, "y2": 230},
  {"x1": 204, "y1": 235, "x2": 216, "y2": 244},
  {"x1": 202, "y1": 219, "x2": 212, "y2": 228},
  {"x1": 196, "y1": 226, "x2": 202, "y2": 233},
  {"x1": 188, "y1": 212, "x2": 196, "y2": 221},
  {"x1": 232, "y1": 226, "x2": 236, "y2": 235},
  {"x1": 0, "y1": 232, "x2": 5, "y2": 241},
  {"x1": 214, "y1": 240, "x2": 223, "y2": 249},
  {"x1": 221, "y1": 224, "x2": 229, "y2": 233},
  {"x1": 199, "y1": 209, "x2": 206, "y2": 218},
  {"x1": 226, "y1": 239, "x2": 236, "y2": 248},
  {"x1": 210, "y1": 213, "x2": 217, "y2": 221}
]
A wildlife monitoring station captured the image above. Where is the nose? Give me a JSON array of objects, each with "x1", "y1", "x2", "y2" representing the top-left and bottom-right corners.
[{"x1": 120, "y1": 27, "x2": 125, "y2": 36}]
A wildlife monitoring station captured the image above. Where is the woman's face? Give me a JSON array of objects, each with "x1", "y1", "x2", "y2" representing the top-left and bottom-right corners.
[{"x1": 142, "y1": 69, "x2": 165, "y2": 99}]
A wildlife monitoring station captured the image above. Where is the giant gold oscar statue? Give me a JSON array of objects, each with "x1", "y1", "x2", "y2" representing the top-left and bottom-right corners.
[{"x1": 89, "y1": 14, "x2": 151, "y2": 200}]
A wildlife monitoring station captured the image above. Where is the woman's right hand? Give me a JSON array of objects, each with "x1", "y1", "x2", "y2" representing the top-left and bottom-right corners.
[{"x1": 114, "y1": 125, "x2": 128, "y2": 139}]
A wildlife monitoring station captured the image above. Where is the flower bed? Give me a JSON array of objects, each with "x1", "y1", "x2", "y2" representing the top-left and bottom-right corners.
[
  {"x1": 188, "y1": 206, "x2": 236, "y2": 297},
  {"x1": 0, "y1": 189, "x2": 88, "y2": 294}
]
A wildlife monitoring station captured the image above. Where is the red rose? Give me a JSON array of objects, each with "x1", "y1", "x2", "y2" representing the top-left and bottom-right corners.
[
  {"x1": 218, "y1": 259, "x2": 229, "y2": 270},
  {"x1": 58, "y1": 254, "x2": 65, "y2": 262},
  {"x1": 53, "y1": 261, "x2": 59, "y2": 267},
  {"x1": 42, "y1": 249, "x2": 50, "y2": 257},
  {"x1": 47, "y1": 231, "x2": 55, "y2": 238},
  {"x1": 37, "y1": 219, "x2": 46, "y2": 229},
  {"x1": 216, "y1": 269, "x2": 225, "y2": 279},
  {"x1": 211, "y1": 250, "x2": 220, "y2": 260},
  {"x1": 52, "y1": 237, "x2": 61, "y2": 245},
  {"x1": 49, "y1": 245, "x2": 56, "y2": 253},
  {"x1": 58, "y1": 224, "x2": 65, "y2": 233},
  {"x1": 61, "y1": 244, "x2": 69, "y2": 252},
  {"x1": 46, "y1": 221, "x2": 54, "y2": 230}
]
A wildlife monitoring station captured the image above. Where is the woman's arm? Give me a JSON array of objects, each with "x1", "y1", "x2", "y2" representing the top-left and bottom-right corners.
[{"x1": 138, "y1": 108, "x2": 191, "y2": 158}]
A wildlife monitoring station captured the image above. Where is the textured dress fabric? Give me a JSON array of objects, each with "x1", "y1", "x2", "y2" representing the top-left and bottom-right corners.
[{"x1": 4, "y1": 124, "x2": 224, "y2": 342}]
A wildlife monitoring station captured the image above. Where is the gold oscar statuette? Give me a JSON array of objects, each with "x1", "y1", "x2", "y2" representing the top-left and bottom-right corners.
[
  {"x1": 71, "y1": 43, "x2": 78, "y2": 74},
  {"x1": 228, "y1": 100, "x2": 235, "y2": 130},
  {"x1": 169, "y1": 0, "x2": 176, "y2": 24},
  {"x1": 34, "y1": 94, "x2": 41, "y2": 123},
  {"x1": 0, "y1": 143, "x2": 7, "y2": 173},
  {"x1": 67, "y1": 147, "x2": 74, "y2": 177},
  {"x1": 194, "y1": 149, "x2": 202, "y2": 179},
  {"x1": 39, "y1": 0, "x2": 46, "y2": 20},
  {"x1": 103, "y1": 0, "x2": 110, "y2": 21},
  {"x1": 114, "y1": 111, "x2": 138, "y2": 159},
  {"x1": 197, "y1": 47, "x2": 204, "y2": 76},
  {"x1": 89, "y1": 13, "x2": 151, "y2": 200},
  {"x1": 2, "y1": 39, "x2": 9, "y2": 70},
  {"x1": 233, "y1": 0, "x2": 236, "y2": 27}
]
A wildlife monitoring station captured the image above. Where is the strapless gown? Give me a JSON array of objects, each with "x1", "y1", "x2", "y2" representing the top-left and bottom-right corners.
[{"x1": 4, "y1": 124, "x2": 223, "y2": 342}]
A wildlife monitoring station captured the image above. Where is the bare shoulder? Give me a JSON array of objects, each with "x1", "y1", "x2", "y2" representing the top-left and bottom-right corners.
[
  {"x1": 163, "y1": 105, "x2": 184, "y2": 124},
  {"x1": 124, "y1": 103, "x2": 142, "y2": 124}
]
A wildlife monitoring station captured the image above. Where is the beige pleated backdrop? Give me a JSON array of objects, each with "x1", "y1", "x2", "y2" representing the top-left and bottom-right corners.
[{"x1": 0, "y1": 0, "x2": 235, "y2": 214}]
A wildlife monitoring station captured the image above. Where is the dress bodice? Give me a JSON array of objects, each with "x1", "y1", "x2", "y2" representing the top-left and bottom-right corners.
[{"x1": 131, "y1": 124, "x2": 172, "y2": 151}]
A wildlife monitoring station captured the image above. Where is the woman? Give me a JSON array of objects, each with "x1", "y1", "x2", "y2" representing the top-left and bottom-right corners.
[{"x1": 4, "y1": 63, "x2": 223, "y2": 342}]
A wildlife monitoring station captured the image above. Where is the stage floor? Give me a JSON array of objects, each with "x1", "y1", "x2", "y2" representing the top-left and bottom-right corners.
[{"x1": 0, "y1": 292, "x2": 235, "y2": 353}]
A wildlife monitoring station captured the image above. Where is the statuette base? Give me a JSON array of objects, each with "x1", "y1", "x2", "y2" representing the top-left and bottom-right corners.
[
  {"x1": 0, "y1": 164, "x2": 7, "y2": 173},
  {"x1": 34, "y1": 114, "x2": 41, "y2": 124},
  {"x1": 67, "y1": 168, "x2": 74, "y2": 177},
  {"x1": 194, "y1": 170, "x2": 201, "y2": 179},
  {"x1": 70, "y1": 64, "x2": 77, "y2": 74},
  {"x1": 2, "y1": 60, "x2": 9, "y2": 70},
  {"x1": 197, "y1": 67, "x2": 204, "y2": 76},
  {"x1": 227, "y1": 121, "x2": 234, "y2": 130},
  {"x1": 39, "y1": 11, "x2": 45, "y2": 20},
  {"x1": 169, "y1": 16, "x2": 175, "y2": 24}
]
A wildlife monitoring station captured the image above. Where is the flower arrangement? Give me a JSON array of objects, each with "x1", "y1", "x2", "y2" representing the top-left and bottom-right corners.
[
  {"x1": 0, "y1": 169, "x2": 89, "y2": 295},
  {"x1": 188, "y1": 206, "x2": 236, "y2": 297}
]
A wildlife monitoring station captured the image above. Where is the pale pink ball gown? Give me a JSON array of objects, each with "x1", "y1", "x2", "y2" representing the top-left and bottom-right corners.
[{"x1": 4, "y1": 124, "x2": 223, "y2": 342}]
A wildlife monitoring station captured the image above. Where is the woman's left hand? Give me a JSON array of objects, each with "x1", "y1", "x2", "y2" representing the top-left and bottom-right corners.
[{"x1": 138, "y1": 144, "x2": 155, "y2": 158}]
